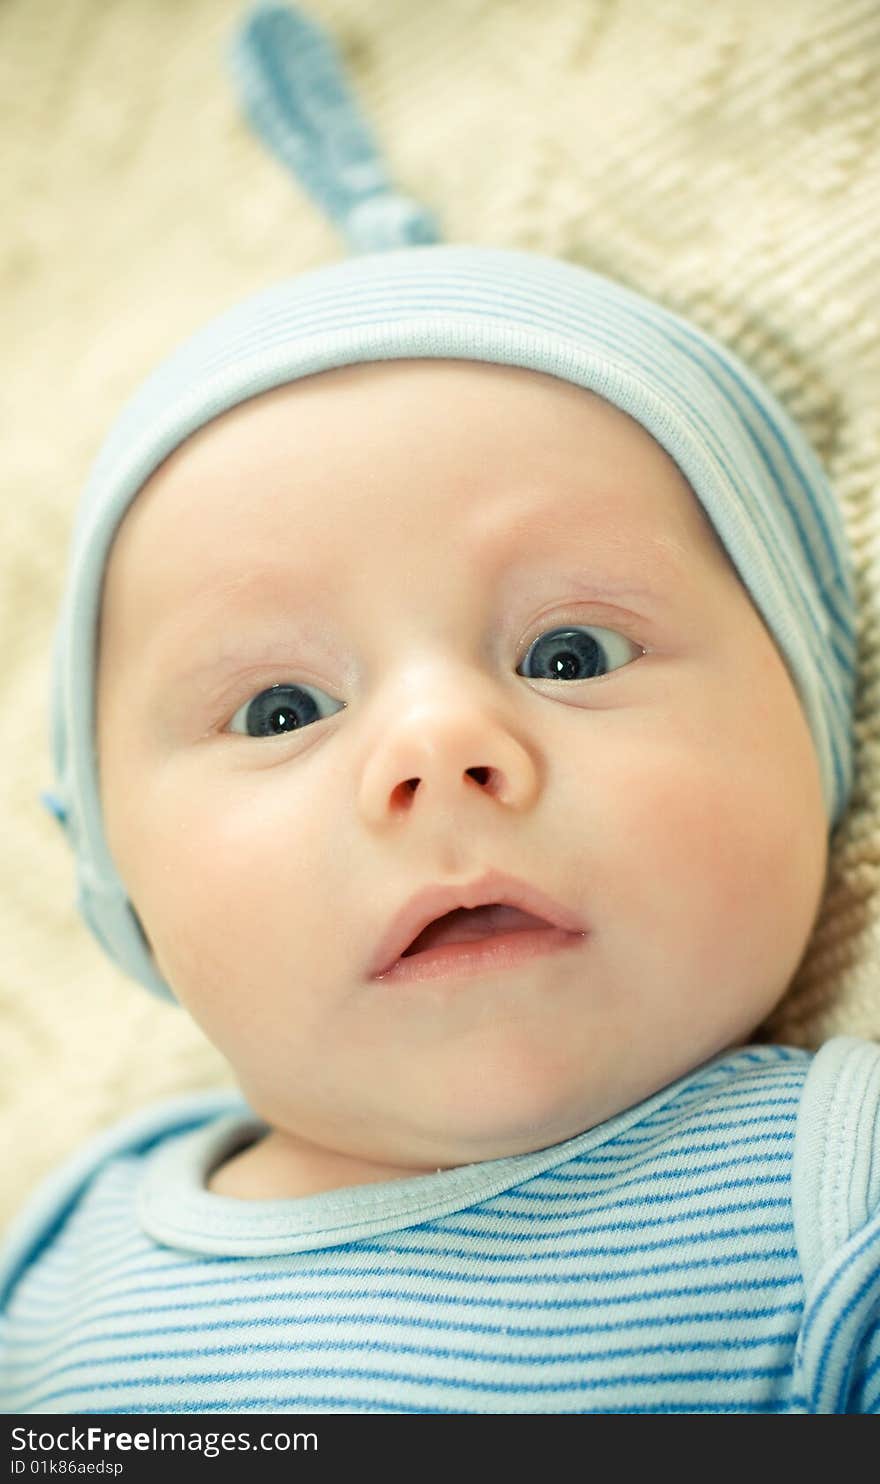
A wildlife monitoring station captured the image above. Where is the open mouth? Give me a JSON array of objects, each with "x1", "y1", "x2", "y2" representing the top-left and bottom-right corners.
[
  {"x1": 400, "y1": 903, "x2": 551, "y2": 957},
  {"x1": 368, "y1": 871, "x2": 589, "y2": 984},
  {"x1": 378, "y1": 902, "x2": 584, "y2": 984}
]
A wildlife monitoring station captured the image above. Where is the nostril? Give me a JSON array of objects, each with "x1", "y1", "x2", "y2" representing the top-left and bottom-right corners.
[
  {"x1": 388, "y1": 777, "x2": 420, "y2": 811},
  {"x1": 467, "y1": 766, "x2": 506, "y2": 797},
  {"x1": 388, "y1": 769, "x2": 495, "y2": 811}
]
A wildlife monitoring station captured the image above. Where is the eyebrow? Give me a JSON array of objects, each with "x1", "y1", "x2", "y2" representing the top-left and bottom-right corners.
[
  {"x1": 469, "y1": 484, "x2": 692, "y2": 567},
  {"x1": 493, "y1": 524, "x2": 693, "y2": 600}
]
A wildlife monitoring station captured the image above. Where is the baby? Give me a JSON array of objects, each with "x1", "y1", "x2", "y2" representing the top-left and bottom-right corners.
[{"x1": 2, "y1": 1, "x2": 879, "y2": 1416}]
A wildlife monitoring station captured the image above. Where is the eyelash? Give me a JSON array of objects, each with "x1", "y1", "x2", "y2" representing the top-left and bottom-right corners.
[{"x1": 224, "y1": 619, "x2": 647, "y2": 739}]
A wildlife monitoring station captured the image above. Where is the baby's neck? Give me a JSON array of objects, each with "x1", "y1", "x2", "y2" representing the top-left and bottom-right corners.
[{"x1": 206, "y1": 1126, "x2": 440, "y2": 1200}]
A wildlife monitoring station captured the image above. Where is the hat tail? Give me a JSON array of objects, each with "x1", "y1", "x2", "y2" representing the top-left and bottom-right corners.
[{"x1": 228, "y1": 1, "x2": 441, "y2": 252}]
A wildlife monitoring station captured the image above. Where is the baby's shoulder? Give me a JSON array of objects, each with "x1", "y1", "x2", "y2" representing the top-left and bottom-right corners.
[
  {"x1": 791, "y1": 1035, "x2": 880, "y2": 1285},
  {"x1": 788, "y1": 1037, "x2": 880, "y2": 1413},
  {"x1": 0, "y1": 1089, "x2": 246, "y2": 1311}
]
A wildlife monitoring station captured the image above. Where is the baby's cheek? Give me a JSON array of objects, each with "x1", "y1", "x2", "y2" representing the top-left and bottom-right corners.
[
  {"x1": 626, "y1": 725, "x2": 824, "y2": 998},
  {"x1": 120, "y1": 765, "x2": 335, "y2": 1010}
]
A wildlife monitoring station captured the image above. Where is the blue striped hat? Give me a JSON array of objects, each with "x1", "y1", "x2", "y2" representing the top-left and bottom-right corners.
[{"x1": 46, "y1": 3, "x2": 856, "y2": 1000}]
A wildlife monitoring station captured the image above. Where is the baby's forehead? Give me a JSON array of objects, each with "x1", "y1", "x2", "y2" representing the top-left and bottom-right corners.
[
  {"x1": 117, "y1": 357, "x2": 727, "y2": 578},
  {"x1": 95, "y1": 358, "x2": 751, "y2": 706}
]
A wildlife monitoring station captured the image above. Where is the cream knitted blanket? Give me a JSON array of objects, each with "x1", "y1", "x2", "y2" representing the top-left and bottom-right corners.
[{"x1": 1, "y1": 0, "x2": 878, "y2": 1233}]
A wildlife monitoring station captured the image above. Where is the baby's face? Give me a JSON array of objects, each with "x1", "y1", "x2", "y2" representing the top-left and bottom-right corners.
[{"x1": 97, "y1": 360, "x2": 827, "y2": 1178}]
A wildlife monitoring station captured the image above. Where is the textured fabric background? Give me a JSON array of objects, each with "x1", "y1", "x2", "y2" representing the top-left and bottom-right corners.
[{"x1": 1, "y1": 0, "x2": 878, "y2": 1235}]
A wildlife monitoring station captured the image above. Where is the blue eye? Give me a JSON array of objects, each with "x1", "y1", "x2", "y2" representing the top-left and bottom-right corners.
[
  {"x1": 517, "y1": 625, "x2": 641, "y2": 681},
  {"x1": 228, "y1": 684, "x2": 343, "y2": 737}
]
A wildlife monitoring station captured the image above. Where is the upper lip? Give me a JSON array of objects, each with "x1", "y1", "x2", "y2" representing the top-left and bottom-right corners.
[{"x1": 367, "y1": 869, "x2": 588, "y2": 979}]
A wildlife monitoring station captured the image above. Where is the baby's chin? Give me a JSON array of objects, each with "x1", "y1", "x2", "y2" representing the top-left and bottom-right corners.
[
  {"x1": 226, "y1": 969, "x2": 777, "y2": 1179},
  {"x1": 236, "y1": 1061, "x2": 621, "y2": 1186},
  {"x1": 384, "y1": 1029, "x2": 763, "y2": 1170},
  {"x1": 359, "y1": 1056, "x2": 674, "y2": 1172}
]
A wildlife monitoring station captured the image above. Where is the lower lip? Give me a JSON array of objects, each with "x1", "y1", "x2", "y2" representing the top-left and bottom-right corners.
[{"x1": 373, "y1": 927, "x2": 587, "y2": 985}]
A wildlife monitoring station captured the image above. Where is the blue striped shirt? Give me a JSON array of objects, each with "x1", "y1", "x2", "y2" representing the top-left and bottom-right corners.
[{"x1": 2, "y1": 1037, "x2": 878, "y2": 1414}]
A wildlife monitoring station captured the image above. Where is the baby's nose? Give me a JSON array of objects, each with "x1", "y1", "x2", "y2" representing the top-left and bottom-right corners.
[{"x1": 356, "y1": 691, "x2": 540, "y2": 829}]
